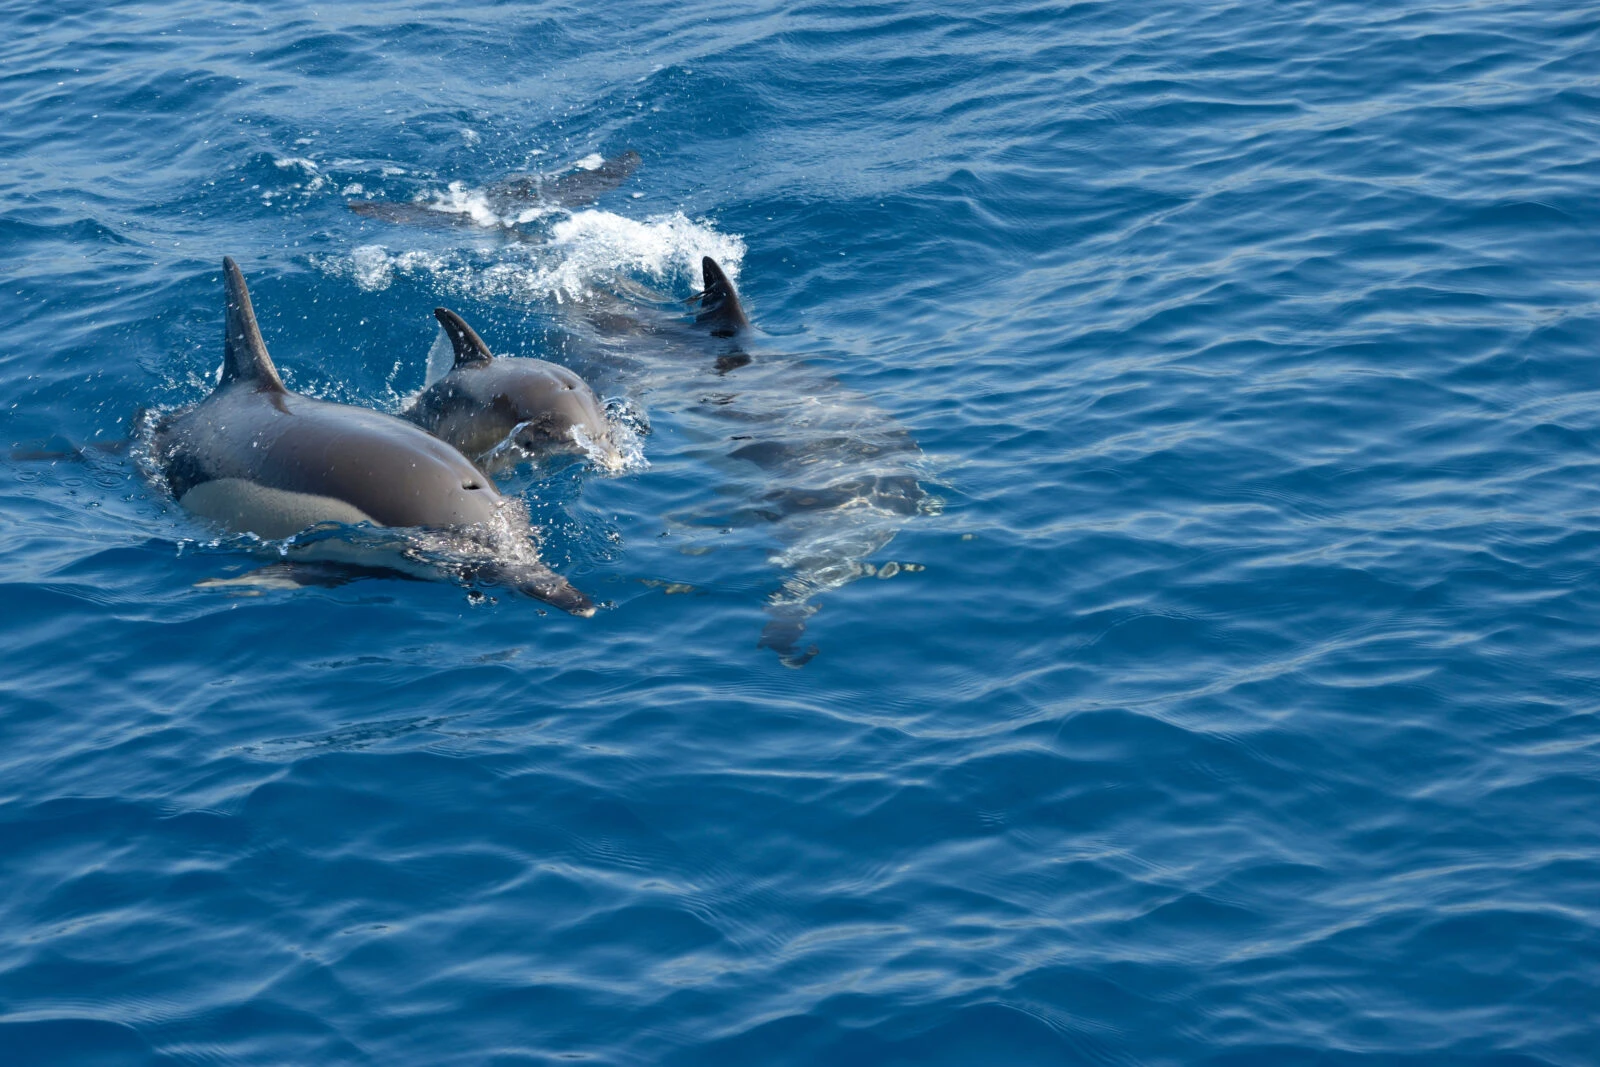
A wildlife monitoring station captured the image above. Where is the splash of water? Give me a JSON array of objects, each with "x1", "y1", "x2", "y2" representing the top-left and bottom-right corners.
[{"x1": 322, "y1": 208, "x2": 743, "y2": 304}]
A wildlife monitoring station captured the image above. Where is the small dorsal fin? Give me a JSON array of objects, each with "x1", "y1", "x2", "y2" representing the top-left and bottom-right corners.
[
  {"x1": 434, "y1": 308, "x2": 495, "y2": 368},
  {"x1": 220, "y1": 257, "x2": 287, "y2": 393},
  {"x1": 696, "y1": 256, "x2": 750, "y2": 337}
]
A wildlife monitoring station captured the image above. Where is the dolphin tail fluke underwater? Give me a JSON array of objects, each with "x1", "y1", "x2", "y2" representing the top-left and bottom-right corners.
[
  {"x1": 758, "y1": 601, "x2": 820, "y2": 668},
  {"x1": 693, "y1": 256, "x2": 750, "y2": 337}
]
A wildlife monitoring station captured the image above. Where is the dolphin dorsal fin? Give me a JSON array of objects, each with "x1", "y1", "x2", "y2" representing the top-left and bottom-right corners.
[
  {"x1": 696, "y1": 256, "x2": 750, "y2": 337},
  {"x1": 220, "y1": 257, "x2": 287, "y2": 393},
  {"x1": 434, "y1": 308, "x2": 495, "y2": 368}
]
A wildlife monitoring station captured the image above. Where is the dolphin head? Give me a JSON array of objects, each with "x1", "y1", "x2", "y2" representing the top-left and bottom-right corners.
[{"x1": 500, "y1": 366, "x2": 622, "y2": 471}]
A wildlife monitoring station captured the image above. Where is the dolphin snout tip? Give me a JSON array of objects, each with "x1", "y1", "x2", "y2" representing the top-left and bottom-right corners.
[{"x1": 549, "y1": 586, "x2": 597, "y2": 617}]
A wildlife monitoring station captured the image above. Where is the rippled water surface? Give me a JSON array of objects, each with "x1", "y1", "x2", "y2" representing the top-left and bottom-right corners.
[{"x1": 3, "y1": 1, "x2": 1599, "y2": 1063}]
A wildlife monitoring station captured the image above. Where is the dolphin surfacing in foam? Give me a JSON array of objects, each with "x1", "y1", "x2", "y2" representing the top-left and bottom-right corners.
[
  {"x1": 152, "y1": 257, "x2": 594, "y2": 616},
  {"x1": 403, "y1": 308, "x2": 620, "y2": 472},
  {"x1": 348, "y1": 150, "x2": 642, "y2": 231}
]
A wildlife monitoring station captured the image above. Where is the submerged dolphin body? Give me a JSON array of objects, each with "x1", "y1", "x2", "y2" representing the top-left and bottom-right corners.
[
  {"x1": 403, "y1": 308, "x2": 620, "y2": 472},
  {"x1": 348, "y1": 151, "x2": 642, "y2": 233},
  {"x1": 151, "y1": 257, "x2": 594, "y2": 615},
  {"x1": 568, "y1": 257, "x2": 931, "y2": 665}
]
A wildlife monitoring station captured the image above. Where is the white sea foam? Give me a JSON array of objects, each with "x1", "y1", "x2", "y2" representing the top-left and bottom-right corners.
[
  {"x1": 274, "y1": 156, "x2": 325, "y2": 193},
  {"x1": 430, "y1": 182, "x2": 506, "y2": 228},
  {"x1": 545, "y1": 209, "x2": 745, "y2": 294},
  {"x1": 599, "y1": 396, "x2": 650, "y2": 472},
  {"x1": 349, "y1": 245, "x2": 394, "y2": 291},
  {"x1": 324, "y1": 208, "x2": 742, "y2": 304}
]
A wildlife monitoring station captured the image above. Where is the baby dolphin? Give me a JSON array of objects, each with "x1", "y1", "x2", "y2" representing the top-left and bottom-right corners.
[
  {"x1": 152, "y1": 257, "x2": 594, "y2": 616},
  {"x1": 403, "y1": 308, "x2": 621, "y2": 472}
]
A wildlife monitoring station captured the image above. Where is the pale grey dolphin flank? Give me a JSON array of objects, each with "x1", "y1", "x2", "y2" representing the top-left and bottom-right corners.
[
  {"x1": 403, "y1": 309, "x2": 620, "y2": 472},
  {"x1": 152, "y1": 257, "x2": 595, "y2": 616}
]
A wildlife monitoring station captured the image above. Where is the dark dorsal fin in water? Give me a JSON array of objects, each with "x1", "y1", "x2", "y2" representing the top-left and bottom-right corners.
[
  {"x1": 434, "y1": 308, "x2": 494, "y2": 368},
  {"x1": 696, "y1": 256, "x2": 750, "y2": 337},
  {"x1": 220, "y1": 257, "x2": 287, "y2": 393}
]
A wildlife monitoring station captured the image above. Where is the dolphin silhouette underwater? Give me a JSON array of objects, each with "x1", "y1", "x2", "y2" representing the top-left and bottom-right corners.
[
  {"x1": 403, "y1": 308, "x2": 621, "y2": 473},
  {"x1": 564, "y1": 256, "x2": 932, "y2": 665},
  {"x1": 150, "y1": 257, "x2": 595, "y2": 616},
  {"x1": 688, "y1": 259, "x2": 927, "y2": 663}
]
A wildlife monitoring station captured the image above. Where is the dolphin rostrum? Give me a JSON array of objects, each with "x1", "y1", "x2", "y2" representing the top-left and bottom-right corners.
[
  {"x1": 403, "y1": 308, "x2": 621, "y2": 472},
  {"x1": 152, "y1": 257, "x2": 595, "y2": 615}
]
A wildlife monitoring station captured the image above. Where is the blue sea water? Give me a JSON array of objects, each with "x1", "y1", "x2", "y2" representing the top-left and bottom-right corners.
[{"x1": 3, "y1": 0, "x2": 1599, "y2": 1063}]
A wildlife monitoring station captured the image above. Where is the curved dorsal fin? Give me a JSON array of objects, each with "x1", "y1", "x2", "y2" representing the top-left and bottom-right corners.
[
  {"x1": 434, "y1": 308, "x2": 494, "y2": 368},
  {"x1": 220, "y1": 257, "x2": 287, "y2": 393},
  {"x1": 696, "y1": 256, "x2": 749, "y2": 337}
]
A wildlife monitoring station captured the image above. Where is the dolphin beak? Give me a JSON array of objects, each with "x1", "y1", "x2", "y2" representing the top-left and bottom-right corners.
[
  {"x1": 531, "y1": 573, "x2": 596, "y2": 616},
  {"x1": 484, "y1": 560, "x2": 596, "y2": 616},
  {"x1": 537, "y1": 578, "x2": 596, "y2": 617}
]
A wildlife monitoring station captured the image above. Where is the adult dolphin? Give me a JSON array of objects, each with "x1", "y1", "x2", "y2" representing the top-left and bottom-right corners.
[
  {"x1": 565, "y1": 257, "x2": 932, "y2": 665},
  {"x1": 404, "y1": 308, "x2": 622, "y2": 472},
  {"x1": 152, "y1": 257, "x2": 595, "y2": 616}
]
